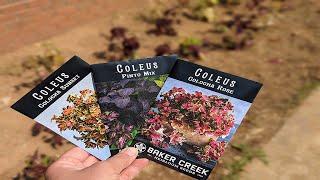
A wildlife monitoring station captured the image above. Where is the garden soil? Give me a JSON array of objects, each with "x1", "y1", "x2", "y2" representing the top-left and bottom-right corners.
[{"x1": 0, "y1": 0, "x2": 319, "y2": 179}]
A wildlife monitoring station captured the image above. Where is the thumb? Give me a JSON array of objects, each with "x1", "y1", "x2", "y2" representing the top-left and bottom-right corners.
[{"x1": 99, "y1": 147, "x2": 138, "y2": 173}]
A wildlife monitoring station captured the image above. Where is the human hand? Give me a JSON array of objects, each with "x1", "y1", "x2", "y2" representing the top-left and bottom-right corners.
[{"x1": 46, "y1": 147, "x2": 149, "y2": 180}]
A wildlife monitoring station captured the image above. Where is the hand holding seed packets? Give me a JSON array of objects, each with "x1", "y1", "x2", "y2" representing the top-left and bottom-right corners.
[{"x1": 11, "y1": 55, "x2": 262, "y2": 179}]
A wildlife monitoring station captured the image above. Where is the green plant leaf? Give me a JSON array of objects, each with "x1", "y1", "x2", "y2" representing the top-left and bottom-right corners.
[
  {"x1": 182, "y1": 37, "x2": 202, "y2": 47},
  {"x1": 127, "y1": 139, "x2": 133, "y2": 146},
  {"x1": 159, "y1": 74, "x2": 168, "y2": 81},
  {"x1": 110, "y1": 144, "x2": 118, "y2": 150},
  {"x1": 154, "y1": 80, "x2": 164, "y2": 87},
  {"x1": 130, "y1": 129, "x2": 139, "y2": 137}
]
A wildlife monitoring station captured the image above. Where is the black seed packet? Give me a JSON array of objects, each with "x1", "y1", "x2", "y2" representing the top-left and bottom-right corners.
[
  {"x1": 91, "y1": 55, "x2": 177, "y2": 153},
  {"x1": 130, "y1": 59, "x2": 262, "y2": 179},
  {"x1": 11, "y1": 56, "x2": 112, "y2": 160}
]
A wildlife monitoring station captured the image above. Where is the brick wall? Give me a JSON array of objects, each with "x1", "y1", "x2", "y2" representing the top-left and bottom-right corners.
[{"x1": 0, "y1": 0, "x2": 136, "y2": 54}]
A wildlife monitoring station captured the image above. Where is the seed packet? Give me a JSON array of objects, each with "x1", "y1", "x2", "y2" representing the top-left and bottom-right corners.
[
  {"x1": 131, "y1": 59, "x2": 262, "y2": 179},
  {"x1": 91, "y1": 55, "x2": 177, "y2": 152},
  {"x1": 11, "y1": 56, "x2": 112, "y2": 160}
]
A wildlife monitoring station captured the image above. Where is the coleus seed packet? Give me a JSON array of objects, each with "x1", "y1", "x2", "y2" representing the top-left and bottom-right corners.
[
  {"x1": 91, "y1": 55, "x2": 177, "y2": 152},
  {"x1": 131, "y1": 59, "x2": 262, "y2": 179},
  {"x1": 11, "y1": 56, "x2": 112, "y2": 160}
]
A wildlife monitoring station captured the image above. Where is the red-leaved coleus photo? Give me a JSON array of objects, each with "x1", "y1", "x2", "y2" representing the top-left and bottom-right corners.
[{"x1": 142, "y1": 87, "x2": 235, "y2": 162}]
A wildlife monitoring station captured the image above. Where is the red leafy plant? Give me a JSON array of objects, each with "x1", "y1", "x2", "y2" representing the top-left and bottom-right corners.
[
  {"x1": 95, "y1": 77, "x2": 167, "y2": 149},
  {"x1": 13, "y1": 150, "x2": 55, "y2": 180},
  {"x1": 155, "y1": 43, "x2": 173, "y2": 56},
  {"x1": 193, "y1": 140, "x2": 227, "y2": 162},
  {"x1": 51, "y1": 89, "x2": 135, "y2": 149},
  {"x1": 147, "y1": 18, "x2": 178, "y2": 36},
  {"x1": 142, "y1": 87, "x2": 234, "y2": 162},
  {"x1": 141, "y1": 5, "x2": 179, "y2": 36},
  {"x1": 154, "y1": 38, "x2": 203, "y2": 61},
  {"x1": 31, "y1": 123, "x2": 66, "y2": 148},
  {"x1": 94, "y1": 27, "x2": 140, "y2": 61}
]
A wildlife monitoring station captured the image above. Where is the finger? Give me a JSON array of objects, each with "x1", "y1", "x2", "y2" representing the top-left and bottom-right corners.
[
  {"x1": 99, "y1": 147, "x2": 138, "y2": 173},
  {"x1": 120, "y1": 158, "x2": 149, "y2": 180},
  {"x1": 60, "y1": 147, "x2": 90, "y2": 162},
  {"x1": 83, "y1": 155, "x2": 99, "y2": 167}
]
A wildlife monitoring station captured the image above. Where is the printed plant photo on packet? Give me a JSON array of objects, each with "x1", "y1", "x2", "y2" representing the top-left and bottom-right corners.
[
  {"x1": 11, "y1": 56, "x2": 111, "y2": 160},
  {"x1": 94, "y1": 76, "x2": 168, "y2": 150},
  {"x1": 131, "y1": 59, "x2": 262, "y2": 179},
  {"x1": 140, "y1": 78, "x2": 248, "y2": 164},
  {"x1": 91, "y1": 55, "x2": 177, "y2": 152}
]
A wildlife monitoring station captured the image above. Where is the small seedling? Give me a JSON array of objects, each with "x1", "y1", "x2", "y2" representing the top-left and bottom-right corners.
[
  {"x1": 13, "y1": 151, "x2": 55, "y2": 180},
  {"x1": 31, "y1": 123, "x2": 66, "y2": 149},
  {"x1": 15, "y1": 44, "x2": 64, "y2": 91},
  {"x1": 94, "y1": 27, "x2": 140, "y2": 61},
  {"x1": 178, "y1": 37, "x2": 203, "y2": 59}
]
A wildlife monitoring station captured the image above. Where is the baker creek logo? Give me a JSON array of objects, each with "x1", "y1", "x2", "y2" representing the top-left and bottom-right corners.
[{"x1": 134, "y1": 142, "x2": 146, "y2": 153}]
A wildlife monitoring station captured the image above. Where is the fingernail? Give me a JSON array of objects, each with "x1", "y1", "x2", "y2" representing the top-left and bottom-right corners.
[{"x1": 123, "y1": 147, "x2": 138, "y2": 157}]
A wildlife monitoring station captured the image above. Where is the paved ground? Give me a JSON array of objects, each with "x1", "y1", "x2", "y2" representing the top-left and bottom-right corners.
[{"x1": 241, "y1": 87, "x2": 320, "y2": 180}]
